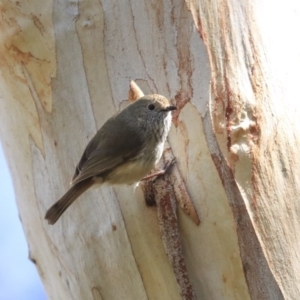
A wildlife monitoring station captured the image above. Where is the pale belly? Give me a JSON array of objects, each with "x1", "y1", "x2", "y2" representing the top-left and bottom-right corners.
[
  {"x1": 102, "y1": 140, "x2": 164, "y2": 185},
  {"x1": 104, "y1": 158, "x2": 156, "y2": 185}
]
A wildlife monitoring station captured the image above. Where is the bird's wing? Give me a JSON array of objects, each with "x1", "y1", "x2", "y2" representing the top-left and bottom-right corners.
[{"x1": 71, "y1": 115, "x2": 145, "y2": 185}]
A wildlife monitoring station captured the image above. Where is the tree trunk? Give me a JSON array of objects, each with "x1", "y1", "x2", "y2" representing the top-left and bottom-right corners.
[{"x1": 0, "y1": 0, "x2": 299, "y2": 299}]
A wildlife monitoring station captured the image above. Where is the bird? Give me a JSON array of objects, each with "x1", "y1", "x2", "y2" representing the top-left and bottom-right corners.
[{"x1": 45, "y1": 94, "x2": 177, "y2": 224}]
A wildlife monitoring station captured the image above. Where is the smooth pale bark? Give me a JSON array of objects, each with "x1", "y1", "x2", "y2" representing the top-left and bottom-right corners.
[{"x1": 0, "y1": 0, "x2": 299, "y2": 299}]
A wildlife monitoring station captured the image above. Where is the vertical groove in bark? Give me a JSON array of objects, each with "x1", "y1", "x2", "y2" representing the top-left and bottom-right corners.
[{"x1": 202, "y1": 111, "x2": 283, "y2": 300}]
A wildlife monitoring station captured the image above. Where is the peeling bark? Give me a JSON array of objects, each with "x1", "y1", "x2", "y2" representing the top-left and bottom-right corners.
[
  {"x1": 153, "y1": 170, "x2": 197, "y2": 300},
  {"x1": 141, "y1": 152, "x2": 197, "y2": 300}
]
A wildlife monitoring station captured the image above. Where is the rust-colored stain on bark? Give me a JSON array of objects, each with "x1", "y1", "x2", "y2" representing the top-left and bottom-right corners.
[{"x1": 172, "y1": 92, "x2": 190, "y2": 127}]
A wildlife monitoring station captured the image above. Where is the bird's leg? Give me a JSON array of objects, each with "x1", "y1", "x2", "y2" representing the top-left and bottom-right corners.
[
  {"x1": 142, "y1": 158, "x2": 176, "y2": 181},
  {"x1": 141, "y1": 158, "x2": 176, "y2": 206}
]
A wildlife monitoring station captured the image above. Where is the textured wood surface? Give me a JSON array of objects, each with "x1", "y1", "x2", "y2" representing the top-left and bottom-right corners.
[{"x1": 0, "y1": 0, "x2": 299, "y2": 299}]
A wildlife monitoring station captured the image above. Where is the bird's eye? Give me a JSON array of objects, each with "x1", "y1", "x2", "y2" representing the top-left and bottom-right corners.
[{"x1": 148, "y1": 104, "x2": 155, "y2": 111}]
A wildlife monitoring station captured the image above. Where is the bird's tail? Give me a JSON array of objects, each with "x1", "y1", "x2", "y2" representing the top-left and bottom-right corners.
[{"x1": 45, "y1": 179, "x2": 93, "y2": 225}]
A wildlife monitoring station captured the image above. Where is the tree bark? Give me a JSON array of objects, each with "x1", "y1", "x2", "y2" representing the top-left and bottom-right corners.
[{"x1": 0, "y1": 0, "x2": 299, "y2": 299}]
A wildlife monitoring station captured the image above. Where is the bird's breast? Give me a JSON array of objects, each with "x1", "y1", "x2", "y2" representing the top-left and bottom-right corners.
[
  {"x1": 104, "y1": 157, "x2": 155, "y2": 185},
  {"x1": 104, "y1": 113, "x2": 172, "y2": 186}
]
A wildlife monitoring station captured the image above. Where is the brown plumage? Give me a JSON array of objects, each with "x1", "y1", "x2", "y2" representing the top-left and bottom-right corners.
[{"x1": 45, "y1": 94, "x2": 176, "y2": 224}]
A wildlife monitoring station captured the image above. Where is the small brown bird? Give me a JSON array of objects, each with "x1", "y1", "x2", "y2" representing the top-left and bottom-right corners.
[{"x1": 45, "y1": 94, "x2": 177, "y2": 224}]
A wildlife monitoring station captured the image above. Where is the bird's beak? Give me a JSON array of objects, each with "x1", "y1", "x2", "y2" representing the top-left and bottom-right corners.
[{"x1": 163, "y1": 105, "x2": 177, "y2": 112}]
